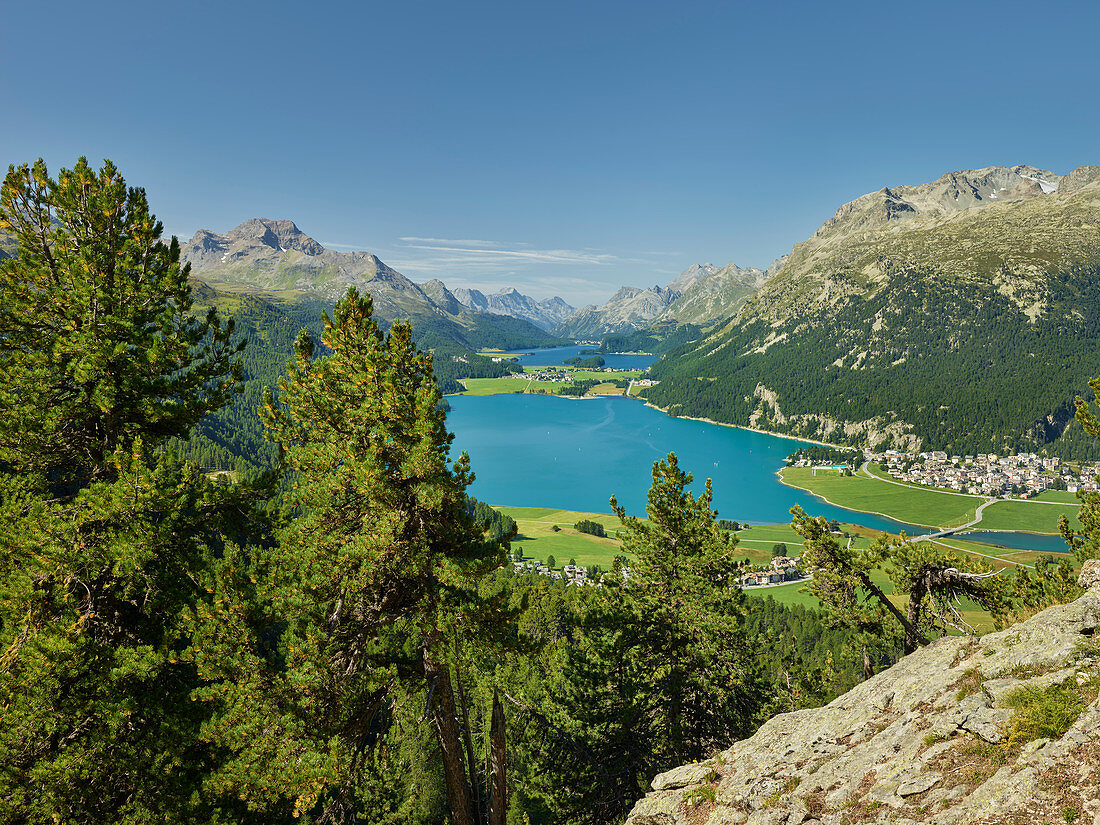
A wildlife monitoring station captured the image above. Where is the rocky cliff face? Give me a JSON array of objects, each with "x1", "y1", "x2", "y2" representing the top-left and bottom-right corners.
[
  {"x1": 734, "y1": 164, "x2": 1100, "y2": 327},
  {"x1": 811, "y1": 165, "x2": 1061, "y2": 240},
  {"x1": 626, "y1": 562, "x2": 1100, "y2": 825}
]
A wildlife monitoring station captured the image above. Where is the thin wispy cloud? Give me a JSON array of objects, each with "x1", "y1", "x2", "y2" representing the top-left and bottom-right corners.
[
  {"x1": 309, "y1": 234, "x2": 687, "y2": 305},
  {"x1": 398, "y1": 237, "x2": 512, "y2": 248},
  {"x1": 396, "y1": 237, "x2": 619, "y2": 267}
]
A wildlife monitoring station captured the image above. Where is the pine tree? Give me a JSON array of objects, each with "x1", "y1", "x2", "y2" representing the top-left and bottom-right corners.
[
  {"x1": 609, "y1": 454, "x2": 764, "y2": 760},
  {"x1": 791, "y1": 506, "x2": 1009, "y2": 656},
  {"x1": 544, "y1": 454, "x2": 766, "y2": 823},
  {"x1": 0, "y1": 159, "x2": 253, "y2": 824},
  {"x1": 193, "y1": 288, "x2": 506, "y2": 823},
  {"x1": 0, "y1": 158, "x2": 241, "y2": 496}
]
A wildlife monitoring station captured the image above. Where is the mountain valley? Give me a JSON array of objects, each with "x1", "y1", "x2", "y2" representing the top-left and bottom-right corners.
[{"x1": 641, "y1": 164, "x2": 1100, "y2": 459}]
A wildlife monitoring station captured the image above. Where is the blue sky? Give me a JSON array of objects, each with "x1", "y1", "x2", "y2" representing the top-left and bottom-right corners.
[{"x1": 3, "y1": 0, "x2": 1098, "y2": 305}]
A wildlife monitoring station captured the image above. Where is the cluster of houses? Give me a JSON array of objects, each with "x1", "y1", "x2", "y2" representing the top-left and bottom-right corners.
[
  {"x1": 509, "y1": 559, "x2": 633, "y2": 586},
  {"x1": 740, "y1": 555, "x2": 805, "y2": 588},
  {"x1": 520, "y1": 369, "x2": 576, "y2": 384},
  {"x1": 876, "y1": 450, "x2": 1100, "y2": 497},
  {"x1": 510, "y1": 554, "x2": 807, "y2": 589}
]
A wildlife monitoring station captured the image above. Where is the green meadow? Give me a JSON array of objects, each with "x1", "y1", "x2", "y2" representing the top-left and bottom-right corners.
[
  {"x1": 496, "y1": 506, "x2": 1067, "y2": 636},
  {"x1": 781, "y1": 463, "x2": 1086, "y2": 535},
  {"x1": 457, "y1": 376, "x2": 559, "y2": 395},
  {"x1": 780, "y1": 465, "x2": 982, "y2": 528},
  {"x1": 455, "y1": 367, "x2": 644, "y2": 397},
  {"x1": 976, "y1": 499, "x2": 1081, "y2": 533},
  {"x1": 498, "y1": 507, "x2": 627, "y2": 569}
]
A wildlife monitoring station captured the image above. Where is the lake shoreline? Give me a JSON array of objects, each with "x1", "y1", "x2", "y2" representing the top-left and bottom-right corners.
[
  {"x1": 447, "y1": 394, "x2": 1062, "y2": 551},
  {"x1": 774, "y1": 468, "x2": 938, "y2": 530},
  {"x1": 641, "y1": 400, "x2": 838, "y2": 449}
]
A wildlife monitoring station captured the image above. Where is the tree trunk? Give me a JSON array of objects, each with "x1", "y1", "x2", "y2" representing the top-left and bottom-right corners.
[
  {"x1": 424, "y1": 640, "x2": 475, "y2": 825},
  {"x1": 858, "y1": 570, "x2": 928, "y2": 654},
  {"x1": 488, "y1": 689, "x2": 507, "y2": 825},
  {"x1": 453, "y1": 640, "x2": 482, "y2": 825}
]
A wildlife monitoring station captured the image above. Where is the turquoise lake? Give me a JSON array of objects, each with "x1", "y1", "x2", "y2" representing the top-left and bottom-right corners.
[
  {"x1": 447, "y1": 394, "x2": 915, "y2": 531},
  {"x1": 446, "y1": 394, "x2": 1070, "y2": 554}
]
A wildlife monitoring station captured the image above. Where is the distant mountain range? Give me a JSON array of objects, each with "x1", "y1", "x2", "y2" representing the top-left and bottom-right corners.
[
  {"x1": 550, "y1": 258, "x2": 781, "y2": 339},
  {"x1": 644, "y1": 163, "x2": 1100, "y2": 458},
  {"x1": 453, "y1": 287, "x2": 575, "y2": 331},
  {"x1": 553, "y1": 284, "x2": 681, "y2": 339},
  {"x1": 179, "y1": 218, "x2": 571, "y2": 345}
]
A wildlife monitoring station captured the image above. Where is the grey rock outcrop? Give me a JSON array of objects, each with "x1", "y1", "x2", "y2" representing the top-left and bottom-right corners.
[
  {"x1": 1080, "y1": 558, "x2": 1100, "y2": 591},
  {"x1": 625, "y1": 583, "x2": 1100, "y2": 825}
]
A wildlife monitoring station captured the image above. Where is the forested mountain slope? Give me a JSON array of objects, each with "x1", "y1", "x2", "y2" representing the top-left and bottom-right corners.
[
  {"x1": 182, "y1": 284, "x2": 537, "y2": 474},
  {"x1": 646, "y1": 165, "x2": 1100, "y2": 458}
]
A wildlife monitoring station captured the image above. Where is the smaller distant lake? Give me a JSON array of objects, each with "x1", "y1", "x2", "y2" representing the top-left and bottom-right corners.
[{"x1": 504, "y1": 345, "x2": 657, "y2": 371}]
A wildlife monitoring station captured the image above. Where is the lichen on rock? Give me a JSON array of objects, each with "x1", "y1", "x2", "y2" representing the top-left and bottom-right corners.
[{"x1": 625, "y1": 587, "x2": 1100, "y2": 825}]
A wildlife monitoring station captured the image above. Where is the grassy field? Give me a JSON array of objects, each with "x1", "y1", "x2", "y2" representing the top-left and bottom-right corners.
[
  {"x1": 455, "y1": 367, "x2": 643, "y2": 397},
  {"x1": 587, "y1": 382, "x2": 625, "y2": 396},
  {"x1": 976, "y1": 499, "x2": 1081, "y2": 533},
  {"x1": 497, "y1": 505, "x2": 1052, "y2": 636},
  {"x1": 747, "y1": 563, "x2": 1004, "y2": 633},
  {"x1": 780, "y1": 466, "x2": 982, "y2": 528},
  {"x1": 457, "y1": 376, "x2": 559, "y2": 395},
  {"x1": 1031, "y1": 490, "x2": 1080, "y2": 504},
  {"x1": 498, "y1": 507, "x2": 627, "y2": 569}
]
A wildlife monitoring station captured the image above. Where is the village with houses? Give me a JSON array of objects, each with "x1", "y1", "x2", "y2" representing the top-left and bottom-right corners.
[
  {"x1": 510, "y1": 558, "x2": 629, "y2": 586},
  {"x1": 739, "y1": 554, "x2": 806, "y2": 588},
  {"x1": 511, "y1": 550, "x2": 808, "y2": 590},
  {"x1": 516, "y1": 366, "x2": 638, "y2": 384},
  {"x1": 786, "y1": 444, "x2": 1100, "y2": 499},
  {"x1": 875, "y1": 450, "x2": 1100, "y2": 497}
]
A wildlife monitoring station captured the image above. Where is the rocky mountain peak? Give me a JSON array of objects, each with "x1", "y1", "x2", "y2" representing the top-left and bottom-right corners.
[
  {"x1": 609, "y1": 286, "x2": 644, "y2": 302},
  {"x1": 227, "y1": 218, "x2": 325, "y2": 256},
  {"x1": 668, "y1": 263, "x2": 722, "y2": 293},
  {"x1": 419, "y1": 278, "x2": 462, "y2": 315},
  {"x1": 814, "y1": 165, "x2": 1065, "y2": 240},
  {"x1": 1058, "y1": 165, "x2": 1100, "y2": 195},
  {"x1": 450, "y1": 285, "x2": 575, "y2": 330}
]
